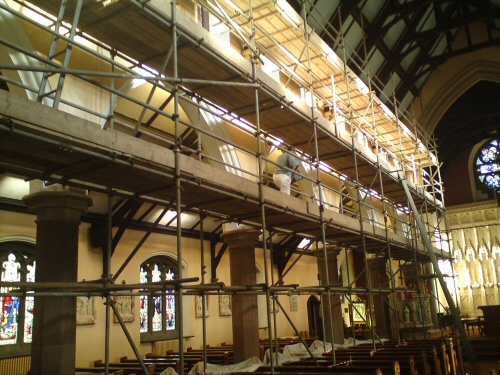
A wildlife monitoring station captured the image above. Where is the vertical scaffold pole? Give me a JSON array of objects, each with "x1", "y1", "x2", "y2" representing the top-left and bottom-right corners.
[
  {"x1": 246, "y1": 0, "x2": 275, "y2": 371},
  {"x1": 171, "y1": 2, "x2": 185, "y2": 373},
  {"x1": 299, "y1": 0, "x2": 337, "y2": 363}
]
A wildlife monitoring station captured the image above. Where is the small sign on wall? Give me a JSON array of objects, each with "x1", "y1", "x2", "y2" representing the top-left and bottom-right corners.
[
  {"x1": 195, "y1": 295, "x2": 210, "y2": 318},
  {"x1": 77, "y1": 296, "x2": 96, "y2": 325},
  {"x1": 219, "y1": 294, "x2": 232, "y2": 316},
  {"x1": 289, "y1": 295, "x2": 299, "y2": 311},
  {"x1": 113, "y1": 295, "x2": 135, "y2": 323}
]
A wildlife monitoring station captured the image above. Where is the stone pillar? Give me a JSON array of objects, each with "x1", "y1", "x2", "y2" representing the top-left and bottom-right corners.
[
  {"x1": 316, "y1": 247, "x2": 344, "y2": 343},
  {"x1": 367, "y1": 256, "x2": 391, "y2": 337},
  {"x1": 221, "y1": 229, "x2": 261, "y2": 363},
  {"x1": 23, "y1": 190, "x2": 92, "y2": 375}
]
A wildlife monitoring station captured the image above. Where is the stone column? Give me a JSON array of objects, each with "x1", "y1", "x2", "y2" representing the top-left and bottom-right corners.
[
  {"x1": 367, "y1": 256, "x2": 391, "y2": 337},
  {"x1": 23, "y1": 190, "x2": 92, "y2": 375},
  {"x1": 221, "y1": 229, "x2": 261, "y2": 363},
  {"x1": 316, "y1": 247, "x2": 344, "y2": 343}
]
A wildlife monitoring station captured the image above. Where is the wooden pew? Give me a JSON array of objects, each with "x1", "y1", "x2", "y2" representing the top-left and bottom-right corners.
[
  {"x1": 93, "y1": 360, "x2": 156, "y2": 375},
  {"x1": 382, "y1": 338, "x2": 460, "y2": 375},
  {"x1": 304, "y1": 353, "x2": 417, "y2": 375},
  {"x1": 230, "y1": 369, "x2": 383, "y2": 375},
  {"x1": 277, "y1": 360, "x2": 401, "y2": 375},
  {"x1": 146, "y1": 351, "x2": 232, "y2": 366},
  {"x1": 183, "y1": 349, "x2": 233, "y2": 364},
  {"x1": 120, "y1": 356, "x2": 177, "y2": 373},
  {"x1": 329, "y1": 340, "x2": 448, "y2": 375},
  {"x1": 75, "y1": 369, "x2": 124, "y2": 375}
]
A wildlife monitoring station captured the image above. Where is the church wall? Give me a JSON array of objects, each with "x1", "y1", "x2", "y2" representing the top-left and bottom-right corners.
[
  {"x1": 441, "y1": 145, "x2": 474, "y2": 206},
  {"x1": 78, "y1": 228, "x2": 318, "y2": 364},
  {"x1": 258, "y1": 249, "x2": 319, "y2": 340},
  {"x1": 447, "y1": 201, "x2": 500, "y2": 317},
  {"x1": 0, "y1": 211, "x2": 37, "y2": 242},
  {"x1": 0, "y1": 208, "x2": 318, "y2": 365}
]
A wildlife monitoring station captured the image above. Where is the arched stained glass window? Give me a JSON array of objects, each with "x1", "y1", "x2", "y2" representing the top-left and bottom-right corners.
[
  {"x1": 0, "y1": 241, "x2": 35, "y2": 356},
  {"x1": 475, "y1": 139, "x2": 500, "y2": 191},
  {"x1": 140, "y1": 255, "x2": 178, "y2": 342}
]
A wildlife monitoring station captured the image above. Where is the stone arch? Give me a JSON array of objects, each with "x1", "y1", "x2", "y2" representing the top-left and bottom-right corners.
[
  {"x1": 420, "y1": 60, "x2": 500, "y2": 133},
  {"x1": 307, "y1": 295, "x2": 322, "y2": 339}
]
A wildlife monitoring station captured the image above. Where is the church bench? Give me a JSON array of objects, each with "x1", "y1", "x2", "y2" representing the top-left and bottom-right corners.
[
  {"x1": 75, "y1": 369, "x2": 124, "y2": 375},
  {"x1": 119, "y1": 357, "x2": 178, "y2": 373},
  {"x1": 93, "y1": 360, "x2": 156, "y2": 375},
  {"x1": 203, "y1": 342, "x2": 234, "y2": 350},
  {"x1": 187, "y1": 346, "x2": 233, "y2": 352},
  {"x1": 380, "y1": 336, "x2": 461, "y2": 372},
  {"x1": 124, "y1": 355, "x2": 177, "y2": 365},
  {"x1": 146, "y1": 351, "x2": 232, "y2": 365},
  {"x1": 277, "y1": 362, "x2": 401, "y2": 374},
  {"x1": 327, "y1": 349, "x2": 435, "y2": 375},
  {"x1": 121, "y1": 354, "x2": 231, "y2": 373},
  {"x1": 184, "y1": 349, "x2": 233, "y2": 363},
  {"x1": 329, "y1": 343, "x2": 448, "y2": 375},
  {"x1": 79, "y1": 366, "x2": 150, "y2": 375},
  {"x1": 320, "y1": 350, "x2": 424, "y2": 374},
  {"x1": 230, "y1": 368, "x2": 383, "y2": 375},
  {"x1": 295, "y1": 356, "x2": 416, "y2": 375},
  {"x1": 122, "y1": 354, "x2": 229, "y2": 374}
]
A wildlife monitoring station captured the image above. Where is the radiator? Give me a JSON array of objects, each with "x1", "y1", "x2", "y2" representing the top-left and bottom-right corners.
[
  {"x1": 153, "y1": 340, "x2": 179, "y2": 355},
  {"x1": 0, "y1": 355, "x2": 31, "y2": 375}
]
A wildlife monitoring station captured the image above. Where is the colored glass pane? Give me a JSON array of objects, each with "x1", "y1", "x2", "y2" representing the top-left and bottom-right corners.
[
  {"x1": 0, "y1": 243, "x2": 35, "y2": 353},
  {"x1": 475, "y1": 139, "x2": 500, "y2": 192},
  {"x1": 140, "y1": 267, "x2": 148, "y2": 333},
  {"x1": 1, "y1": 254, "x2": 21, "y2": 345},
  {"x1": 140, "y1": 257, "x2": 177, "y2": 338}
]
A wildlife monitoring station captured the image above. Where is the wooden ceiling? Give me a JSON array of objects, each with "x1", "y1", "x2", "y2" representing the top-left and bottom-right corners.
[{"x1": 0, "y1": 0, "x2": 449, "y2": 261}]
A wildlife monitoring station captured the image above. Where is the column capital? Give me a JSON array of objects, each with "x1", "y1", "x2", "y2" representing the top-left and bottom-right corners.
[
  {"x1": 314, "y1": 246, "x2": 342, "y2": 259},
  {"x1": 221, "y1": 229, "x2": 260, "y2": 250},
  {"x1": 23, "y1": 191, "x2": 93, "y2": 223},
  {"x1": 367, "y1": 256, "x2": 388, "y2": 269}
]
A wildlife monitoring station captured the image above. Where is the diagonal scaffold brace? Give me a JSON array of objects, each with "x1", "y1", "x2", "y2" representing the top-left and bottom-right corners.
[{"x1": 398, "y1": 171, "x2": 476, "y2": 363}]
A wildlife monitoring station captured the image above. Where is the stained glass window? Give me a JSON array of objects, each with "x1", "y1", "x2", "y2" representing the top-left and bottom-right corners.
[
  {"x1": 475, "y1": 139, "x2": 500, "y2": 191},
  {"x1": 140, "y1": 256, "x2": 178, "y2": 342},
  {"x1": 0, "y1": 242, "x2": 35, "y2": 355}
]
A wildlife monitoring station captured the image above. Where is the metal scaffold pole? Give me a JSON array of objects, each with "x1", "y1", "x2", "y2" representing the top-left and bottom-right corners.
[
  {"x1": 399, "y1": 173, "x2": 476, "y2": 363},
  {"x1": 0, "y1": 0, "x2": 462, "y2": 369},
  {"x1": 172, "y1": 1, "x2": 185, "y2": 373}
]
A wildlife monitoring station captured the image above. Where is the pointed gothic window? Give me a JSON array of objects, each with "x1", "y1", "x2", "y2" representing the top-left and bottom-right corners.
[
  {"x1": 0, "y1": 241, "x2": 35, "y2": 356},
  {"x1": 140, "y1": 255, "x2": 178, "y2": 342}
]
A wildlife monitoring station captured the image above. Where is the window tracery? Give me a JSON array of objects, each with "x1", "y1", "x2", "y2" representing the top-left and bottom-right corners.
[
  {"x1": 140, "y1": 255, "x2": 178, "y2": 342},
  {"x1": 475, "y1": 139, "x2": 500, "y2": 190},
  {"x1": 0, "y1": 241, "x2": 35, "y2": 355}
]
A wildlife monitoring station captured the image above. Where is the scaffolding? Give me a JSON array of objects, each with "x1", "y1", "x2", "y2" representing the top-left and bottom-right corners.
[{"x1": 0, "y1": 0, "x2": 472, "y2": 371}]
